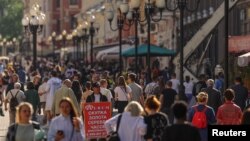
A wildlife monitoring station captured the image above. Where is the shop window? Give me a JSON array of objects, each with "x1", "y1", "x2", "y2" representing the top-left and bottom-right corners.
[
  {"x1": 56, "y1": 0, "x2": 60, "y2": 8},
  {"x1": 69, "y1": 0, "x2": 78, "y2": 5}
]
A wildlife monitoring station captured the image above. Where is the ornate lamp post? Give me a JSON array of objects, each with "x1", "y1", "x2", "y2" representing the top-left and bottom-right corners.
[
  {"x1": 12, "y1": 38, "x2": 17, "y2": 53},
  {"x1": 106, "y1": 0, "x2": 131, "y2": 75},
  {"x1": 224, "y1": 0, "x2": 229, "y2": 89},
  {"x1": 76, "y1": 31, "x2": 83, "y2": 61},
  {"x1": 48, "y1": 31, "x2": 57, "y2": 62},
  {"x1": 61, "y1": 30, "x2": 67, "y2": 49},
  {"x1": 107, "y1": 0, "x2": 165, "y2": 81},
  {"x1": 51, "y1": 32, "x2": 57, "y2": 61},
  {"x1": 124, "y1": 0, "x2": 165, "y2": 78},
  {"x1": 71, "y1": 29, "x2": 78, "y2": 61},
  {"x1": 82, "y1": 22, "x2": 89, "y2": 65},
  {"x1": 0, "y1": 42, "x2": 3, "y2": 56},
  {"x1": 6, "y1": 41, "x2": 13, "y2": 55},
  {"x1": 89, "y1": 15, "x2": 99, "y2": 68},
  {"x1": 22, "y1": 4, "x2": 46, "y2": 68},
  {"x1": 0, "y1": 38, "x2": 7, "y2": 56},
  {"x1": 166, "y1": 0, "x2": 200, "y2": 101}
]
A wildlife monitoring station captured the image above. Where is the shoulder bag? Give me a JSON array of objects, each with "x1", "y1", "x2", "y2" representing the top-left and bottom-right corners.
[{"x1": 107, "y1": 114, "x2": 122, "y2": 141}]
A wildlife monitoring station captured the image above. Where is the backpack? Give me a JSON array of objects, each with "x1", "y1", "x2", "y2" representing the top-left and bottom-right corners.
[
  {"x1": 9, "y1": 90, "x2": 19, "y2": 111},
  {"x1": 191, "y1": 106, "x2": 208, "y2": 128}
]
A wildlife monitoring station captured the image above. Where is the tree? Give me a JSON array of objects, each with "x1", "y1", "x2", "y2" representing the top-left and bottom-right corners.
[{"x1": 0, "y1": 0, "x2": 23, "y2": 39}]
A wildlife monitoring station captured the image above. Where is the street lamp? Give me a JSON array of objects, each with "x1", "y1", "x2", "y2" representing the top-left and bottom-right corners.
[
  {"x1": 82, "y1": 22, "x2": 89, "y2": 65},
  {"x1": 48, "y1": 31, "x2": 57, "y2": 62},
  {"x1": 89, "y1": 15, "x2": 99, "y2": 68},
  {"x1": 66, "y1": 34, "x2": 73, "y2": 60},
  {"x1": 224, "y1": 0, "x2": 229, "y2": 89},
  {"x1": 12, "y1": 38, "x2": 17, "y2": 53},
  {"x1": 22, "y1": 4, "x2": 46, "y2": 68},
  {"x1": 71, "y1": 29, "x2": 78, "y2": 61},
  {"x1": 113, "y1": 0, "x2": 164, "y2": 81},
  {"x1": 62, "y1": 30, "x2": 67, "y2": 49},
  {"x1": 79, "y1": 21, "x2": 91, "y2": 63},
  {"x1": 106, "y1": 0, "x2": 131, "y2": 75},
  {"x1": 51, "y1": 32, "x2": 57, "y2": 62},
  {"x1": 0, "y1": 42, "x2": 3, "y2": 56},
  {"x1": 0, "y1": 38, "x2": 7, "y2": 56},
  {"x1": 76, "y1": 28, "x2": 83, "y2": 61},
  {"x1": 166, "y1": 0, "x2": 200, "y2": 101},
  {"x1": 6, "y1": 41, "x2": 13, "y2": 55}
]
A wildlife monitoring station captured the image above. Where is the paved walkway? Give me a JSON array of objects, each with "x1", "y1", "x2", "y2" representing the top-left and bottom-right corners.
[{"x1": 0, "y1": 109, "x2": 9, "y2": 141}]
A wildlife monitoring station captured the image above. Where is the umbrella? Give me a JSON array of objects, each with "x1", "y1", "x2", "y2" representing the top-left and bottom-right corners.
[{"x1": 122, "y1": 44, "x2": 175, "y2": 57}]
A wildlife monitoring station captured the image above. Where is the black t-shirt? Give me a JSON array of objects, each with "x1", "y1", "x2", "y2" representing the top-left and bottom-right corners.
[
  {"x1": 161, "y1": 88, "x2": 177, "y2": 109},
  {"x1": 161, "y1": 123, "x2": 201, "y2": 141},
  {"x1": 144, "y1": 112, "x2": 169, "y2": 141},
  {"x1": 192, "y1": 81, "x2": 207, "y2": 97}
]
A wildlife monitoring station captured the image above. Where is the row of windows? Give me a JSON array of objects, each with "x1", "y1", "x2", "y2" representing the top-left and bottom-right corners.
[
  {"x1": 56, "y1": 0, "x2": 78, "y2": 8},
  {"x1": 56, "y1": 16, "x2": 77, "y2": 33}
]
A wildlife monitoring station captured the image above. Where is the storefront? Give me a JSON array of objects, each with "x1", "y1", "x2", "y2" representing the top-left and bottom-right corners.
[{"x1": 229, "y1": 35, "x2": 250, "y2": 90}]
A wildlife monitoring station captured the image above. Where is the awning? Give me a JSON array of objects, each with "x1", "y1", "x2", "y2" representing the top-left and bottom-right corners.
[
  {"x1": 0, "y1": 56, "x2": 9, "y2": 61},
  {"x1": 237, "y1": 52, "x2": 250, "y2": 67},
  {"x1": 122, "y1": 44, "x2": 175, "y2": 57},
  {"x1": 229, "y1": 35, "x2": 250, "y2": 53},
  {"x1": 96, "y1": 44, "x2": 133, "y2": 61}
]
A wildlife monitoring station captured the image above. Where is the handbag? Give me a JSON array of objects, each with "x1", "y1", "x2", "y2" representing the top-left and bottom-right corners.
[
  {"x1": 114, "y1": 100, "x2": 118, "y2": 109},
  {"x1": 120, "y1": 86, "x2": 131, "y2": 102},
  {"x1": 107, "y1": 114, "x2": 122, "y2": 141},
  {"x1": 0, "y1": 106, "x2": 4, "y2": 116}
]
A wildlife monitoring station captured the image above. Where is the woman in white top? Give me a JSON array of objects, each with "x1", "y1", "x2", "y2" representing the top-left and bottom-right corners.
[
  {"x1": 114, "y1": 76, "x2": 132, "y2": 113},
  {"x1": 47, "y1": 97, "x2": 85, "y2": 141},
  {"x1": 105, "y1": 101, "x2": 147, "y2": 141},
  {"x1": 183, "y1": 75, "x2": 194, "y2": 103}
]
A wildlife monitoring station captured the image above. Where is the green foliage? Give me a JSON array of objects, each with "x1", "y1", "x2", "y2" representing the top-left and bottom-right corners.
[{"x1": 0, "y1": 0, "x2": 23, "y2": 39}]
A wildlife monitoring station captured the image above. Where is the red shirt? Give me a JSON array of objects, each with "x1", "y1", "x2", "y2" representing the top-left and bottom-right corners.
[{"x1": 216, "y1": 101, "x2": 242, "y2": 125}]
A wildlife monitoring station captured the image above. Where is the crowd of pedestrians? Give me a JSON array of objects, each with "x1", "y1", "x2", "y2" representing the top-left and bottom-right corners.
[{"x1": 0, "y1": 58, "x2": 249, "y2": 141}]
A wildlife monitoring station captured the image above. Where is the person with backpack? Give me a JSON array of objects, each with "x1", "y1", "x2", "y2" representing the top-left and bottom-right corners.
[
  {"x1": 188, "y1": 92, "x2": 216, "y2": 141},
  {"x1": 4, "y1": 82, "x2": 26, "y2": 125},
  {"x1": 6, "y1": 102, "x2": 45, "y2": 141}
]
